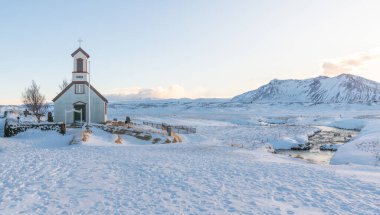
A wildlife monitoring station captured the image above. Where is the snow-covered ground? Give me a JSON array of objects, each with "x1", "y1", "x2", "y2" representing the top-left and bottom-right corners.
[
  {"x1": 332, "y1": 120, "x2": 380, "y2": 165},
  {"x1": 0, "y1": 101, "x2": 380, "y2": 214}
]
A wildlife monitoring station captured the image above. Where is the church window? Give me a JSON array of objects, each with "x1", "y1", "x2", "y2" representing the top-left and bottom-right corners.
[
  {"x1": 76, "y1": 58, "x2": 84, "y2": 72},
  {"x1": 75, "y1": 84, "x2": 85, "y2": 94}
]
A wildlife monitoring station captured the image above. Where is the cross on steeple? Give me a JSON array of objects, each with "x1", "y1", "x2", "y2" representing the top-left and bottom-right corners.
[{"x1": 77, "y1": 38, "x2": 83, "y2": 47}]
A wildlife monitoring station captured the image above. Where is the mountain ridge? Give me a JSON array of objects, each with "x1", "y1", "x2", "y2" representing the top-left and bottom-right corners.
[{"x1": 232, "y1": 74, "x2": 380, "y2": 103}]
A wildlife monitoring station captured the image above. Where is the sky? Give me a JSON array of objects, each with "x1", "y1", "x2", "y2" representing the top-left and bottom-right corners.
[{"x1": 1, "y1": 0, "x2": 380, "y2": 104}]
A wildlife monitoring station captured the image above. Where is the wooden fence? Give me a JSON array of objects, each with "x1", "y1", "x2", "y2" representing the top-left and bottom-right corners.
[{"x1": 142, "y1": 121, "x2": 196, "y2": 134}]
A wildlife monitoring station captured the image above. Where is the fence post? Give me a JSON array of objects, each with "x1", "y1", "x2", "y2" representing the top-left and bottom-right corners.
[{"x1": 167, "y1": 126, "x2": 172, "y2": 137}]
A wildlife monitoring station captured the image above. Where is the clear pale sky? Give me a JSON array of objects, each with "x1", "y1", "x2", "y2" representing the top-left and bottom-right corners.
[{"x1": 1, "y1": 0, "x2": 380, "y2": 104}]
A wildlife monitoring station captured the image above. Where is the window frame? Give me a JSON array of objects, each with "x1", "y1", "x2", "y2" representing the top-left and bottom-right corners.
[
  {"x1": 76, "y1": 58, "x2": 84, "y2": 72},
  {"x1": 75, "y1": 84, "x2": 85, "y2": 94}
]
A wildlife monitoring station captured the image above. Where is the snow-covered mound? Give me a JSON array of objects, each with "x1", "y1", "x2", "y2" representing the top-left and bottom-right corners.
[
  {"x1": 232, "y1": 74, "x2": 380, "y2": 103},
  {"x1": 331, "y1": 120, "x2": 380, "y2": 166}
]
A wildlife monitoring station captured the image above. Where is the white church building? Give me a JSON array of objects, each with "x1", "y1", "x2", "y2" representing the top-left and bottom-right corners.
[{"x1": 53, "y1": 47, "x2": 108, "y2": 124}]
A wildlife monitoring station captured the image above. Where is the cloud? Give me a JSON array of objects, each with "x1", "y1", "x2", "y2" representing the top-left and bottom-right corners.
[
  {"x1": 321, "y1": 51, "x2": 380, "y2": 76},
  {"x1": 105, "y1": 85, "x2": 209, "y2": 101}
]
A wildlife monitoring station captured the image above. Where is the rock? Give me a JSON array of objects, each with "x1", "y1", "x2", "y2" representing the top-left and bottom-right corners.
[
  {"x1": 320, "y1": 144, "x2": 339, "y2": 151},
  {"x1": 291, "y1": 144, "x2": 311, "y2": 150}
]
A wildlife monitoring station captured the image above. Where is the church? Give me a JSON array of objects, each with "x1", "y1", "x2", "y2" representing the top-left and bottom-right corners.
[{"x1": 53, "y1": 47, "x2": 108, "y2": 124}]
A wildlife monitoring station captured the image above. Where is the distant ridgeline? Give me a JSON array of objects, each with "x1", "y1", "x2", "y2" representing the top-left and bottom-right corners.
[{"x1": 232, "y1": 74, "x2": 380, "y2": 104}]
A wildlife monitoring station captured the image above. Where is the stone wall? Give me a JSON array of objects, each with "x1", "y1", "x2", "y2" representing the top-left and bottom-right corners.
[{"x1": 4, "y1": 119, "x2": 66, "y2": 137}]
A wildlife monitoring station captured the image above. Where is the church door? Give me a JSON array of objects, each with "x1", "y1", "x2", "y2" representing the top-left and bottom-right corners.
[{"x1": 73, "y1": 104, "x2": 86, "y2": 122}]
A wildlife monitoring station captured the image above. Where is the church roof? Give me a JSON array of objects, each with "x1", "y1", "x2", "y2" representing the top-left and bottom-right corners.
[
  {"x1": 71, "y1": 47, "x2": 90, "y2": 58},
  {"x1": 52, "y1": 81, "x2": 108, "y2": 103}
]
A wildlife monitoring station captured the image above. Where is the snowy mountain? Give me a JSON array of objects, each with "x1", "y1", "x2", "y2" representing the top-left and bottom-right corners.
[{"x1": 232, "y1": 74, "x2": 380, "y2": 103}]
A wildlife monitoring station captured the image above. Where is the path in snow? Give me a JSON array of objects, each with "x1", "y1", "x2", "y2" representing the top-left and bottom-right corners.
[{"x1": 0, "y1": 131, "x2": 379, "y2": 214}]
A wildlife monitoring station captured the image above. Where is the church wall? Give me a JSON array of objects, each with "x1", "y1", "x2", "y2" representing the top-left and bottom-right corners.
[
  {"x1": 54, "y1": 84, "x2": 106, "y2": 124},
  {"x1": 72, "y1": 73, "x2": 88, "y2": 82}
]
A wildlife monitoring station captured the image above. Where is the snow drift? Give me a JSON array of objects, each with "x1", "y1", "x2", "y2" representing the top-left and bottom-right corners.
[{"x1": 331, "y1": 120, "x2": 380, "y2": 166}]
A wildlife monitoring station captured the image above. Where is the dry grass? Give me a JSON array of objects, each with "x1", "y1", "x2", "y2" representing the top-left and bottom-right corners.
[
  {"x1": 81, "y1": 132, "x2": 89, "y2": 142},
  {"x1": 172, "y1": 133, "x2": 182, "y2": 143},
  {"x1": 162, "y1": 132, "x2": 182, "y2": 144},
  {"x1": 81, "y1": 128, "x2": 92, "y2": 142},
  {"x1": 115, "y1": 135, "x2": 122, "y2": 144},
  {"x1": 292, "y1": 154, "x2": 304, "y2": 159},
  {"x1": 136, "y1": 134, "x2": 152, "y2": 141},
  {"x1": 111, "y1": 121, "x2": 125, "y2": 126}
]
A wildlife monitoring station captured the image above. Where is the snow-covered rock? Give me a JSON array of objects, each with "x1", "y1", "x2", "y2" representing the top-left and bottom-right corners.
[
  {"x1": 328, "y1": 118, "x2": 366, "y2": 131},
  {"x1": 232, "y1": 74, "x2": 380, "y2": 103}
]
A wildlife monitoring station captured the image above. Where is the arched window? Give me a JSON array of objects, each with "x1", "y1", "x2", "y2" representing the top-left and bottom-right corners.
[{"x1": 76, "y1": 58, "x2": 84, "y2": 72}]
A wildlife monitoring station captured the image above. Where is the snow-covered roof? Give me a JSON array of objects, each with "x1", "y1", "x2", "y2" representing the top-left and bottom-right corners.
[
  {"x1": 52, "y1": 81, "x2": 108, "y2": 103},
  {"x1": 71, "y1": 47, "x2": 90, "y2": 58}
]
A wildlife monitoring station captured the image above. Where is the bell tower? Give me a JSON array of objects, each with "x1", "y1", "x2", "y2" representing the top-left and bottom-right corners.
[{"x1": 71, "y1": 46, "x2": 90, "y2": 82}]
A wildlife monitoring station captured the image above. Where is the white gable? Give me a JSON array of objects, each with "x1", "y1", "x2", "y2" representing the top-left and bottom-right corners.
[{"x1": 54, "y1": 83, "x2": 107, "y2": 124}]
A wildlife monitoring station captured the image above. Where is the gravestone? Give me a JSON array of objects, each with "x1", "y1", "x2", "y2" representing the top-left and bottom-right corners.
[
  {"x1": 23, "y1": 109, "x2": 30, "y2": 117},
  {"x1": 125, "y1": 116, "x2": 131, "y2": 124},
  {"x1": 47, "y1": 112, "x2": 54, "y2": 122}
]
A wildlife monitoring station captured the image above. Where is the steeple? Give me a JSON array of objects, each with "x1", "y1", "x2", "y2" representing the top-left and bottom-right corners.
[{"x1": 71, "y1": 47, "x2": 90, "y2": 82}]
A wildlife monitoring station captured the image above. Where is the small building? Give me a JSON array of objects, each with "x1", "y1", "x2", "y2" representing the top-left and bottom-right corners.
[{"x1": 53, "y1": 47, "x2": 108, "y2": 124}]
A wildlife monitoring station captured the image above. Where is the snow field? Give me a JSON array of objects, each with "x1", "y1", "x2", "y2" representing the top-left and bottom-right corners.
[
  {"x1": 1, "y1": 101, "x2": 380, "y2": 214},
  {"x1": 0, "y1": 128, "x2": 379, "y2": 214}
]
